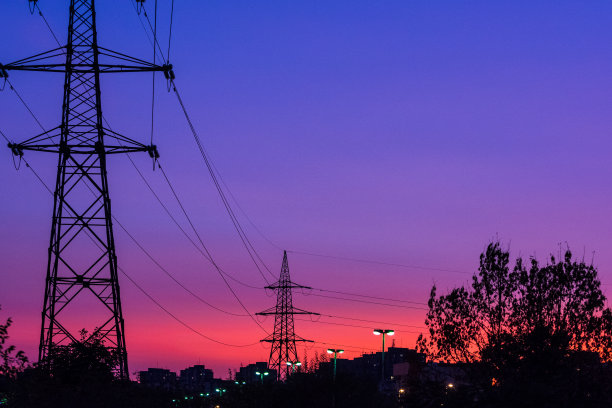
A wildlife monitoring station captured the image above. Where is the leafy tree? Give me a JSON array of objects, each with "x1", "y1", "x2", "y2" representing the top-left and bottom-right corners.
[
  {"x1": 417, "y1": 242, "x2": 612, "y2": 407},
  {"x1": 0, "y1": 307, "x2": 28, "y2": 379},
  {"x1": 9, "y1": 329, "x2": 170, "y2": 408},
  {"x1": 38, "y1": 329, "x2": 120, "y2": 384}
]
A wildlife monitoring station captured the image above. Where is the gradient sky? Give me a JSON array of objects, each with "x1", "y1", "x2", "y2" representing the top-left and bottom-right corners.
[{"x1": 1, "y1": 0, "x2": 612, "y2": 378}]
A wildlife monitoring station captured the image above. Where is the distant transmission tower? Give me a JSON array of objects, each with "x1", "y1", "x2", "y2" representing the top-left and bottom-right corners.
[
  {"x1": 257, "y1": 251, "x2": 318, "y2": 380},
  {"x1": 2, "y1": 0, "x2": 169, "y2": 378}
]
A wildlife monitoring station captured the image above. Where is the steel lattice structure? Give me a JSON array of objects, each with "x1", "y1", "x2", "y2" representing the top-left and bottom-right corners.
[
  {"x1": 257, "y1": 251, "x2": 318, "y2": 381},
  {"x1": 2, "y1": 0, "x2": 170, "y2": 379}
]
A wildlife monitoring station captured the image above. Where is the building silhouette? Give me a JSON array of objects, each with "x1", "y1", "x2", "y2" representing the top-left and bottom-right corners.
[
  {"x1": 236, "y1": 362, "x2": 277, "y2": 384},
  {"x1": 138, "y1": 368, "x2": 177, "y2": 391}
]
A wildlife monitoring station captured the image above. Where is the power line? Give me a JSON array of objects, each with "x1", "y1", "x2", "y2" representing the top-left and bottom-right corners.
[
  {"x1": 157, "y1": 164, "x2": 270, "y2": 334},
  {"x1": 150, "y1": 0, "x2": 157, "y2": 146},
  {"x1": 312, "y1": 341, "x2": 378, "y2": 353},
  {"x1": 23, "y1": 2, "x2": 272, "y2": 334},
  {"x1": 33, "y1": 0, "x2": 266, "y2": 295},
  {"x1": 321, "y1": 313, "x2": 426, "y2": 329},
  {"x1": 129, "y1": 0, "x2": 160, "y2": 59},
  {"x1": 34, "y1": 3, "x2": 62, "y2": 48},
  {"x1": 299, "y1": 292, "x2": 429, "y2": 311},
  {"x1": 308, "y1": 287, "x2": 427, "y2": 306},
  {"x1": 116, "y1": 146, "x2": 264, "y2": 291},
  {"x1": 129, "y1": 0, "x2": 167, "y2": 63},
  {"x1": 3, "y1": 132, "x2": 259, "y2": 348},
  {"x1": 6, "y1": 79, "x2": 46, "y2": 132},
  {"x1": 2, "y1": 36, "x2": 266, "y2": 334},
  {"x1": 127, "y1": 1, "x2": 279, "y2": 284},
  {"x1": 209, "y1": 158, "x2": 283, "y2": 253},
  {"x1": 295, "y1": 317, "x2": 422, "y2": 334},
  {"x1": 167, "y1": 0, "x2": 175, "y2": 62},
  {"x1": 6, "y1": 112, "x2": 430, "y2": 314},
  {"x1": 157, "y1": 162, "x2": 269, "y2": 286},
  {"x1": 289, "y1": 249, "x2": 470, "y2": 275},
  {"x1": 120, "y1": 269, "x2": 261, "y2": 348},
  {"x1": 170, "y1": 81, "x2": 275, "y2": 283},
  {"x1": 22, "y1": 0, "x2": 441, "y2": 330},
  {"x1": 113, "y1": 217, "x2": 250, "y2": 317}
]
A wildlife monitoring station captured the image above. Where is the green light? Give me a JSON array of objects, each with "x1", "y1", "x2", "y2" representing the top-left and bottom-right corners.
[{"x1": 200, "y1": 393, "x2": 204, "y2": 397}]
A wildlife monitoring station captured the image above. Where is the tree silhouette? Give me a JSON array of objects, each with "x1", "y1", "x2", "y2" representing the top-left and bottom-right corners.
[
  {"x1": 9, "y1": 329, "x2": 170, "y2": 408},
  {"x1": 417, "y1": 242, "x2": 612, "y2": 407},
  {"x1": 0, "y1": 306, "x2": 28, "y2": 379}
]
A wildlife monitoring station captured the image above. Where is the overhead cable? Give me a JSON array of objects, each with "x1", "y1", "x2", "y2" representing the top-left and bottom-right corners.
[
  {"x1": 3, "y1": 135, "x2": 258, "y2": 348},
  {"x1": 170, "y1": 81, "x2": 274, "y2": 284}
]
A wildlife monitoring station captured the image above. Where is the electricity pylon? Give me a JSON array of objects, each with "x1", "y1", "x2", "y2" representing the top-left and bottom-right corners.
[
  {"x1": 257, "y1": 251, "x2": 318, "y2": 381},
  {"x1": 1, "y1": 0, "x2": 170, "y2": 379}
]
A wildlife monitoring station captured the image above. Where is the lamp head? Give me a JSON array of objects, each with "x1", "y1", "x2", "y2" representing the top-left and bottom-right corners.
[
  {"x1": 338, "y1": 349, "x2": 344, "y2": 354},
  {"x1": 387, "y1": 330, "x2": 395, "y2": 336},
  {"x1": 373, "y1": 329, "x2": 382, "y2": 335},
  {"x1": 327, "y1": 349, "x2": 334, "y2": 354}
]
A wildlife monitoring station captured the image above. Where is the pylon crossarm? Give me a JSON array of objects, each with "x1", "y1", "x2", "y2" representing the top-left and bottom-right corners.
[
  {"x1": 1, "y1": 47, "x2": 66, "y2": 72},
  {"x1": 9, "y1": 142, "x2": 156, "y2": 155},
  {"x1": 8, "y1": 128, "x2": 158, "y2": 156},
  {"x1": 2, "y1": 64, "x2": 168, "y2": 74},
  {"x1": 292, "y1": 308, "x2": 319, "y2": 315},
  {"x1": 257, "y1": 311, "x2": 314, "y2": 315},
  {"x1": 2, "y1": 47, "x2": 170, "y2": 74},
  {"x1": 265, "y1": 283, "x2": 311, "y2": 290},
  {"x1": 102, "y1": 127, "x2": 159, "y2": 155}
]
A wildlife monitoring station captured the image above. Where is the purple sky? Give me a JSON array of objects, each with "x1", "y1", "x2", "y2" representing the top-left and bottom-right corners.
[{"x1": 1, "y1": 0, "x2": 612, "y2": 377}]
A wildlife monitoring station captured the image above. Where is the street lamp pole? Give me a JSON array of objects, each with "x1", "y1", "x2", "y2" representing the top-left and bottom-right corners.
[
  {"x1": 373, "y1": 329, "x2": 394, "y2": 381},
  {"x1": 286, "y1": 361, "x2": 302, "y2": 375},
  {"x1": 327, "y1": 349, "x2": 344, "y2": 382},
  {"x1": 255, "y1": 370, "x2": 269, "y2": 384}
]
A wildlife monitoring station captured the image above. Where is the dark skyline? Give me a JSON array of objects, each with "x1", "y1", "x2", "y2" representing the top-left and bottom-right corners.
[{"x1": 1, "y1": 0, "x2": 611, "y2": 376}]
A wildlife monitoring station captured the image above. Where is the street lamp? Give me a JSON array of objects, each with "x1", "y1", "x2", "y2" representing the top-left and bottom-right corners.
[
  {"x1": 373, "y1": 329, "x2": 394, "y2": 380},
  {"x1": 255, "y1": 370, "x2": 269, "y2": 384},
  {"x1": 215, "y1": 388, "x2": 226, "y2": 396},
  {"x1": 286, "y1": 361, "x2": 302, "y2": 375},
  {"x1": 327, "y1": 348, "x2": 344, "y2": 381}
]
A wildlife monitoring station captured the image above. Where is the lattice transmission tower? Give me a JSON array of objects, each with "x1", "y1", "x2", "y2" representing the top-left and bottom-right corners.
[
  {"x1": 257, "y1": 251, "x2": 318, "y2": 381},
  {"x1": 1, "y1": 0, "x2": 170, "y2": 379}
]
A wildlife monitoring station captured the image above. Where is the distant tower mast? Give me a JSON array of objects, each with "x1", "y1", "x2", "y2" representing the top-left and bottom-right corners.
[
  {"x1": 3, "y1": 0, "x2": 170, "y2": 378},
  {"x1": 257, "y1": 251, "x2": 318, "y2": 380}
]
